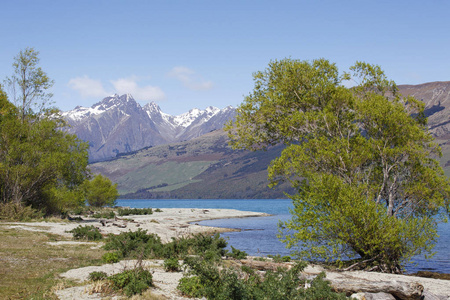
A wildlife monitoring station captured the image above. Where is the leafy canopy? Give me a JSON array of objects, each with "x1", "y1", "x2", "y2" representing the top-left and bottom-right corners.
[
  {"x1": 83, "y1": 174, "x2": 119, "y2": 208},
  {"x1": 226, "y1": 58, "x2": 450, "y2": 273},
  {"x1": 0, "y1": 48, "x2": 119, "y2": 216}
]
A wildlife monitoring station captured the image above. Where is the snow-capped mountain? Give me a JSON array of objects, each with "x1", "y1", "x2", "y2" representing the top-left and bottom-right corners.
[{"x1": 62, "y1": 94, "x2": 236, "y2": 162}]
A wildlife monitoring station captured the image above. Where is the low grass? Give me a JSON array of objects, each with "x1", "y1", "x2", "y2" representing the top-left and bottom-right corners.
[{"x1": 0, "y1": 224, "x2": 106, "y2": 299}]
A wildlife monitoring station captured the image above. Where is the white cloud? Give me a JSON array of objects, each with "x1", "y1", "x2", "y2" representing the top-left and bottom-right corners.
[
  {"x1": 68, "y1": 76, "x2": 108, "y2": 98},
  {"x1": 111, "y1": 77, "x2": 166, "y2": 101},
  {"x1": 168, "y1": 66, "x2": 213, "y2": 91}
]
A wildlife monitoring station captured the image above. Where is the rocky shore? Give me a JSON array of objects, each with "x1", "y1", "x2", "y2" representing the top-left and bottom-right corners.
[{"x1": 5, "y1": 208, "x2": 450, "y2": 299}]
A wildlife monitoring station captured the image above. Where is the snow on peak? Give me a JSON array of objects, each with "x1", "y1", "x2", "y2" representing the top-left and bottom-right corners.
[
  {"x1": 144, "y1": 101, "x2": 161, "y2": 113},
  {"x1": 63, "y1": 94, "x2": 139, "y2": 121},
  {"x1": 172, "y1": 106, "x2": 220, "y2": 128},
  {"x1": 63, "y1": 94, "x2": 234, "y2": 128}
]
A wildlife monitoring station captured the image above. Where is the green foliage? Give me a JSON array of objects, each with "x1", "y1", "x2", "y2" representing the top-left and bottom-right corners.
[
  {"x1": 92, "y1": 211, "x2": 115, "y2": 219},
  {"x1": 227, "y1": 246, "x2": 248, "y2": 259},
  {"x1": 163, "y1": 258, "x2": 180, "y2": 272},
  {"x1": 103, "y1": 230, "x2": 228, "y2": 261},
  {"x1": 104, "y1": 229, "x2": 163, "y2": 258},
  {"x1": 70, "y1": 225, "x2": 103, "y2": 241},
  {"x1": 0, "y1": 202, "x2": 43, "y2": 221},
  {"x1": 4, "y1": 47, "x2": 54, "y2": 120},
  {"x1": 268, "y1": 254, "x2": 291, "y2": 263},
  {"x1": 102, "y1": 252, "x2": 119, "y2": 264},
  {"x1": 0, "y1": 50, "x2": 90, "y2": 216},
  {"x1": 88, "y1": 271, "x2": 108, "y2": 281},
  {"x1": 118, "y1": 207, "x2": 153, "y2": 216},
  {"x1": 83, "y1": 174, "x2": 119, "y2": 208},
  {"x1": 226, "y1": 58, "x2": 450, "y2": 272},
  {"x1": 109, "y1": 268, "x2": 153, "y2": 297},
  {"x1": 154, "y1": 208, "x2": 163, "y2": 212},
  {"x1": 177, "y1": 276, "x2": 205, "y2": 298},
  {"x1": 181, "y1": 257, "x2": 346, "y2": 299}
]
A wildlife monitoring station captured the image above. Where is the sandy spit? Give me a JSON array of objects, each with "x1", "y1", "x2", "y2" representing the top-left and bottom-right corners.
[{"x1": 5, "y1": 208, "x2": 269, "y2": 243}]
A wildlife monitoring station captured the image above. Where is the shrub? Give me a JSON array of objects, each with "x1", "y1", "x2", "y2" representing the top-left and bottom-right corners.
[
  {"x1": 69, "y1": 225, "x2": 102, "y2": 241},
  {"x1": 177, "y1": 276, "x2": 205, "y2": 298},
  {"x1": 268, "y1": 254, "x2": 291, "y2": 263},
  {"x1": 117, "y1": 207, "x2": 153, "y2": 216},
  {"x1": 227, "y1": 246, "x2": 248, "y2": 259},
  {"x1": 182, "y1": 257, "x2": 347, "y2": 300},
  {"x1": 0, "y1": 202, "x2": 43, "y2": 221},
  {"x1": 92, "y1": 211, "x2": 115, "y2": 219},
  {"x1": 104, "y1": 230, "x2": 229, "y2": 261},
  {"x1": 154, "y1": 208, "x2": 162, "y2": 212},
  {"x1": 104, "y1": 229, "x2": 164, "y2": 258},
  {"x1": 109, "y1": 268, "x2": 153, "y2": 297},
  {"x1": 89, "y1": 271, "x2": 108, "y2": 281},
  {"x1": 164, "y1": 258, "x2": 180, "y2": 272},
  {"x1": 102, "y1": 252, "x2": 119, "y2": 264},
  {"x1": 70, "y1": 206, "x2": 85, "y2": 215}
]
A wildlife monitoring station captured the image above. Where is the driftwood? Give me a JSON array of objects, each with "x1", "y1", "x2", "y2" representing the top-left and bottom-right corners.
[
  {"x1": 239, "y1": 259, "x2": 291, "y2": 271},
  {"x1": 112, "y1": 222, "x2": 127, "y2": 228},
  {"x1": 329, "y1": 279, "x2": 423, "y2": 300}
]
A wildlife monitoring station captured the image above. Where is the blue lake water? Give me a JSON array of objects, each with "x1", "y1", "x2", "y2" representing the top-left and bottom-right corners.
[{"x1": 117, "y1": 199, "x2": 450, "y2": 274}]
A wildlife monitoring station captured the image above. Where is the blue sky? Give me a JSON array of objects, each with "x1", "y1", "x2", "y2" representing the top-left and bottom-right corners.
[{"x1": 0, "y1": 0, "x2": 448, "y2": 115}]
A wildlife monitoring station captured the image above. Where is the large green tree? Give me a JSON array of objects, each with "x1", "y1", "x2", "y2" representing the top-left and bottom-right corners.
[
  {"x1": 0, "y1": 84, "x2": 89, "y2": 214},
  {"x1": 226, "y1": 58, "x2": 450, "y2": 273},
  {"x1": 0, "y1": 48, "x2": 92, "y2": 215}
]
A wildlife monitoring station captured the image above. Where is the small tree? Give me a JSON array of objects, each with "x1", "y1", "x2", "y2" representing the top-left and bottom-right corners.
[
  {"x1": 4, "y1": 47, "x2": 54, "y2": 122},
  {"x1": 226, "y1": 58, "x2": 450, "y2": 273},
  {"x1": 83, "y1": 174, "x2": 119, "y2": 207}
]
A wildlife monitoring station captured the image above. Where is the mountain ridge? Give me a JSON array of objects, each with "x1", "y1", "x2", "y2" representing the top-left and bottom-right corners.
[{"x1": 62, "y1": 94, "x2": 236, "y2": 162}]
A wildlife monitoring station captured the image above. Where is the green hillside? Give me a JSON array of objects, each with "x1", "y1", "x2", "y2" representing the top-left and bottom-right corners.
[
  {"x1": 89, "y1": 130, "x2": 294, "y2": 199},
  {"x1": 90, "y1": 128, "x2": 449, "y2": 199}
]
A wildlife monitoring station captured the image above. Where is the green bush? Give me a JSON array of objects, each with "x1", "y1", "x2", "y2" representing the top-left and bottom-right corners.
[
  {"x1": 177, "y1": 276, "x2": 205, "y2": 298},
  {"x1": 103, "y1": 230, "x2": 228, "y2": 261},
  {"x1": 104, "y1": 229, "x2": 164, "y2": 258},
  {"x1": 164, "y1": 258, "x2": 180, "y2": 272},
  {"x1": 92, "y1": 211, "x2": 115, "y2": 219},
  {"x1": 0, "y1": 202, "x2": 43, "y2": 221},
  {"x1": 88, "y1": 271, "x2": 108, "y2": 281},
  {"x1": 268, "y1": 254, "x2": 291, "y2": 263},
  {"x1": 117, "y1": 207, "x2": 153, "y2": 216},
  {"x1": 181, "y1": 257, "x2": 347, "y2": 300},
  {"x1": 69, "y1": 225, "x2": 102, "y2": 241},
  {"x1": 227, "y1": 246, "x2": 248, "y2": 259},
  {"x1": 109, "y1": 268, "x2": 153, "y2": 297},
  {"x1": 154, "y1": 208, "x2": 162, "y2": 212},
  {"x1": 102, "y1": 252, "x2": 119, "y2": 264},
  {"x1": 70, "y1": 206, "x2": 85, "y2": 216}
]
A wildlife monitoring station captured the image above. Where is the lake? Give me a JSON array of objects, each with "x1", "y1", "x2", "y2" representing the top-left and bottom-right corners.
[{"x1": 117, "y1": 199, "x2": 450, "y2": 274}]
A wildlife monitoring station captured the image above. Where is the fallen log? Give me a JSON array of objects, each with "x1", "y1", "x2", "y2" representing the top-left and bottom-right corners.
[
  {"x1": 239, "y1": 259, "x2": 291, "y2": 271},
  {"x1": 112, "y1": 222, "x2": 127, "y2": 228},
  {"x1": 329, "y1": 279, "x2": 423, "y2": 300}
]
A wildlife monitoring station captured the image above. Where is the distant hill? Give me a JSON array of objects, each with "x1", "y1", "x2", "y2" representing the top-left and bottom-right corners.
[
  {"x1": 89, "y1": 130, "x2": 295, "y2": 199},
  {"x1": 398, "y1": 81, "x2": 450, "y2": 176},
  {"x1": 62, "y1": 94, "x2": 235, "y2": 162}
]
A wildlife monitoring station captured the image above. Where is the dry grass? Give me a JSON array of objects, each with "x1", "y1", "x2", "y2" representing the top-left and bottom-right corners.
[{"x1": 0, "y1": 224, "x2": 106, "y2": 299}]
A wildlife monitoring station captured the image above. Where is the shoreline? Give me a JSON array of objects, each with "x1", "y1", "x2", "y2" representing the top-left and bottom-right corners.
[
  {"x1": 4, "y1": 208, "x2": 270, "y2": 243},
  {"x1": 2, "y1": 208, "x2": 450, "y2": 298}
]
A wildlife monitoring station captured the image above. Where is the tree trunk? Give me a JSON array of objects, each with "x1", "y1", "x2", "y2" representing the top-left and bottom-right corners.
[{"x1": 329, "y1": 278, "x2": 423, "y2": 300}]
